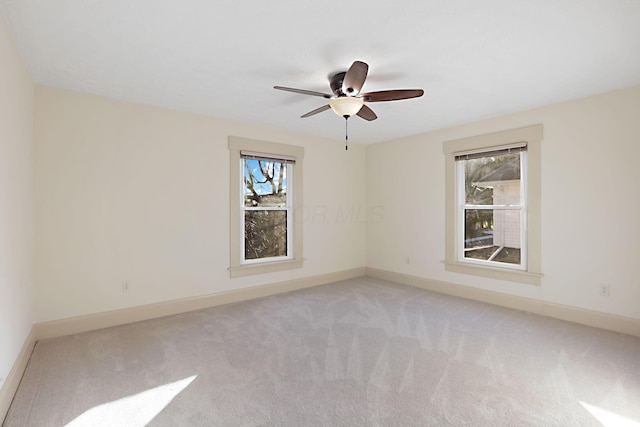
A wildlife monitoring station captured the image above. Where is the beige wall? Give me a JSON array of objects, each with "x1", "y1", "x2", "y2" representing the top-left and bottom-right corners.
[
  {"x1": 367, "y1": 85, "x2": 640, "y2": 320},
  {"x1": 34, "y1": 87, "x2": 366, "y2": 322},
  {"x1": 35, "y1": 84, "x2": 640, "y2": 324},
  {"x1": 0, "y1": 17, "x2": 34, "y2": 388}
]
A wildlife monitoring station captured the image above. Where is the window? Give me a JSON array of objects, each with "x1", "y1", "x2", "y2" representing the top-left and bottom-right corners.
[
  {"x1": 242, "y1": 155, "x2": 292, "y2": 262},
  {"x1": 458, "y1": 146, "x2": 526, "y2": 269},
  {"x1": 443, "y1": 125, "x2": 543, "y2": 285},
  {"x1": 229, "y1": 137, "x2": 304, "y2": 277}
]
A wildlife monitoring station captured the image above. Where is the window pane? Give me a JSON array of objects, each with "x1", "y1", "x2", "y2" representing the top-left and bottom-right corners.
[
  {"x1": 464, "y1": 209, "x2": 521, "y2": 265},
  {"x1": 245, "y1": 210, "x2": 287, "y2": 260},
  {"x1": 464, "y1": 209, "x2": 494, "y2": 248},
  {"x1": 243, "y1": 159, "x2": 287, "y2": 207},
  {"x1": 465, "y1": 152, "x2": 520, "y2": 205}
]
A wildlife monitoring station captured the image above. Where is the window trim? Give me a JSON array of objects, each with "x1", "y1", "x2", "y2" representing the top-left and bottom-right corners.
[
  {"x1": 229, "y1": 136, "x2": 304, "y2": 277},
  {"x1": 443, "y1": 125, "x2": 543, "y2": 285}
]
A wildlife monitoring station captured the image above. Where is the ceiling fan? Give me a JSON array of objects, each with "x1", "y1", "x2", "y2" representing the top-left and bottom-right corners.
[{"x1": 274, "y1": 60, "x2": 424, "y2": 149}]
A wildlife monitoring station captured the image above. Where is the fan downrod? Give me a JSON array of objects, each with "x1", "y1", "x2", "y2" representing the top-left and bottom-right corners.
[{"x1": 329, "y1": 72, "x2": 347, "y2": 97}]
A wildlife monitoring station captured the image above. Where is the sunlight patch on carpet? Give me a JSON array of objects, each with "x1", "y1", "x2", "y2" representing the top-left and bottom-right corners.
[
  {"x1": 65, "y1": 375, "x2": 197, "y2": 427},
  {"x1": 579, "y1": 401, "x2": 640, "y2": 427}
]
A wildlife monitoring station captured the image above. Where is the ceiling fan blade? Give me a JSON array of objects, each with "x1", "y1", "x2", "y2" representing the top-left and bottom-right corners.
[
  {"x1": 301, "y1": 104, "x2": 331, "y2": 118},
  {"x1": 362, "y1": 89, "x2": 424, "y2": 102},
  {"x1": 357, "y1": 105, "x2": 377, "y2": 121},
  {"x1": 342, "y1": 61, "x2": 369, "y2": 96},
  {"x1": 274, "y1": 86, "x2": 332, "y2": 98}
]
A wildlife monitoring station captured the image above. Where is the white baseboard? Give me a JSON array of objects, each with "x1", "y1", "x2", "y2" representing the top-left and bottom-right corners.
[
  {"x1": 366, "y1": 267, "x2": 640, "y2": 338},
  {"x1": 34, "y1": 267, "x2": 366, "y2": 341},
  {"x1": 1, "y1": 329, "x2": 36, "y2": 424}
]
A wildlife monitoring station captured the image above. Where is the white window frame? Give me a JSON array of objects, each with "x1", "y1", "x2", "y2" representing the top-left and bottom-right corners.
[
  {"x1": 456, "y1": 147, "x2": 527, "y2": 271},
  {"x1": 443, "y1": 125, "x2": 543, "y2": 285},
  {"x1": 241, "y1": 156, "x2": 293, "y2": 265},
  {"x1": 229, "y1": 136, "x2": 304, "y2": 277}
]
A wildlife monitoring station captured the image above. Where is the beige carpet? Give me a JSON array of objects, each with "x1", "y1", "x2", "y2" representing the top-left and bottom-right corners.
[{"x1": 4, "y1": 277, "x2": 640, "y2": 426}]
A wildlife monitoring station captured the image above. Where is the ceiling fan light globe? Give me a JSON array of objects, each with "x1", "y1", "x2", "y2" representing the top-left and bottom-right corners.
[{"x1": 329, "y1": 97, "x2": 364, "y2": 118}]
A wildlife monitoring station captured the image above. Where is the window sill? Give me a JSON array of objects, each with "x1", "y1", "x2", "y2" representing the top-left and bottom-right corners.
[
  {"x1": 444, "y1": 261, "x2": 542, "y2": 286},
  {"x1": 229, "y1": 258, "x2": 304, "y2": 278}
]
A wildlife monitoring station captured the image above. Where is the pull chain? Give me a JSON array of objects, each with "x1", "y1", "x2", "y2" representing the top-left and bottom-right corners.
[{"x1": 344, "y1": 116, "x2": 349, "y2": 151}]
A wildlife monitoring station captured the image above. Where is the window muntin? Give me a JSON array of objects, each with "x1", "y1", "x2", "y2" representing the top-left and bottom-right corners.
[
  {"x1": 456, "y1": 149, "x2": 526, "y2": 270},
  {"x1": 241, "y1": 157, "x2": 292, "y2": 263}
]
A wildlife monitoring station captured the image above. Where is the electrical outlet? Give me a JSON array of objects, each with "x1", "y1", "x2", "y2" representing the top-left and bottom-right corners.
[
  {"x1": 122, "y1": 281, "x2": 130, "y2": 292},
  {"x1": 599, "y1": 284, "x2": 610, "y2": 296}
]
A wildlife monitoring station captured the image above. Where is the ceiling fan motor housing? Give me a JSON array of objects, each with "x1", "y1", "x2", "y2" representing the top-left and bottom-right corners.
[{"x1": 329, "y1": 72, "x2": 347, "y2": 97}]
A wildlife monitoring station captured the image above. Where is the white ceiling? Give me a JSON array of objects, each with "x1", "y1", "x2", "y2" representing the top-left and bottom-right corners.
[{"x1": 2, "y1": 0, "x2": 640, "y2": 144}]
